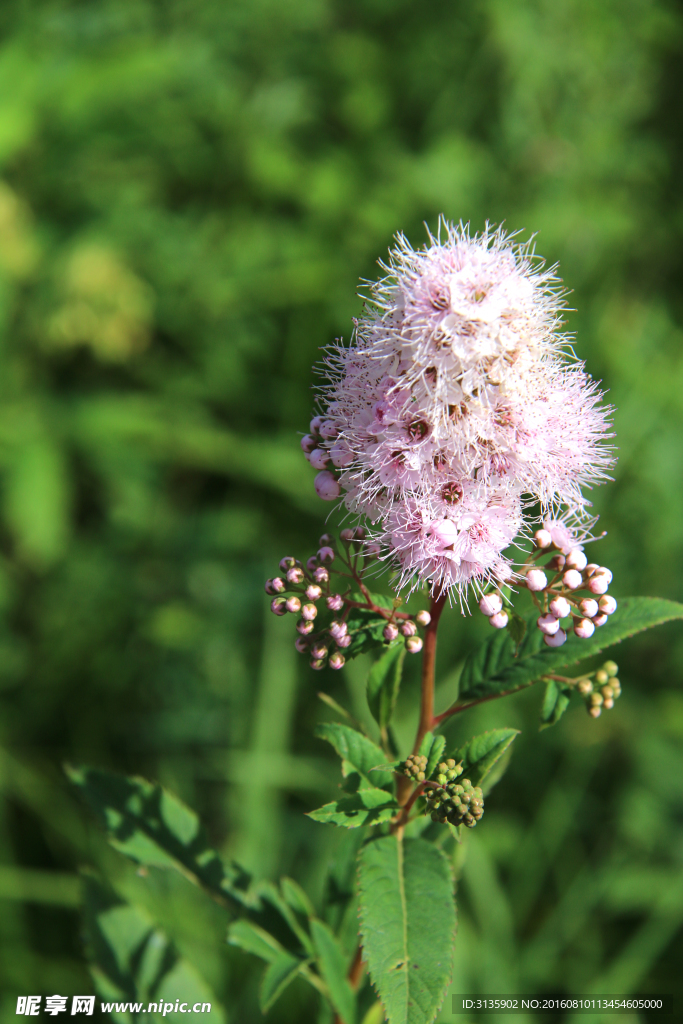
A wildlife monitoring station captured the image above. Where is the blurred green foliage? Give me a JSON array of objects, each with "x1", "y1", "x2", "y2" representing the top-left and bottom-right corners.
[{"x1": 1, "y1": 0, "x2": 683, "y2": 1020}]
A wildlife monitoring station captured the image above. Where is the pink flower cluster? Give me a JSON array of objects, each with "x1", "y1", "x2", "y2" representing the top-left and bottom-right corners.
[{"x1": 303, "y1": 220, "x2": 614, "y2": 598}]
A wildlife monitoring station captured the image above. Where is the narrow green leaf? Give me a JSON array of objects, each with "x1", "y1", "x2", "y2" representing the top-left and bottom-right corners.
[
  {"x1": 417, "y1": 731, "x2": 434, "y2": 759},
  {"x1": 67, "y1": 765, "x2": 253, "y2": 908},
  {"x1": 357, "y1": 836, "x2": 456, "y2": 1024},
  {"x1": 315, "y1": 723, "x2": 392, "y2": 789},
  {"x1": 452, "y1": 729, "x2": 519, "y2": 792},
  {"x1": 367, "y1": 643, "x2": 405, "y2": 731},
  {"x1": 281, "y1": 877, "x2": 316, "y2": 919},
  {"x1": 458, "y1": 597, "x2": 683, "y2": 701},
  {"x1": 227, "y1": 919, "x2": 284, "y2": 964},
  {"x1": 540, "y1": 679, "x2": 572, "y2": 730},
  {"x1": 307, "y1": 789, "x2": 398, "y2": 829},
  {"x1": 259, "y1": 951, "x2": 308, "y2": 1012},
  {"x1": 425, "y1": 736, "x2": 446, "y2": 780},
  {"x1": 257, "y1": 881, "x2": 315, "y2": 956},
  {"x1": 311, "y1": 919, "x2": 357, "y2": 1024},
  {"x1": 370, "y1": 761, "x2": 402, "y2": 773}
]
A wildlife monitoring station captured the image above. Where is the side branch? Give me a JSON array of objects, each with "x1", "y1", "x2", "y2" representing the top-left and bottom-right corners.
[{"x1": 433, "y1": 679, "x2": 538, "y2": 724}]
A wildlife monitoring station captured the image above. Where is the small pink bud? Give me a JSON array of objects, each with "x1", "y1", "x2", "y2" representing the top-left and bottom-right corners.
[
  {"x1": 363, "y1": 542, "x2": 381, "y2": 557},
  {"x1": 309, "y1": 449, "x2": 330, "y2": 471},
  {"x1": 383, "y1": 623, "x2": 399, "y2": 642},
  {"x1": 415, "y1": 610, "x2": 431, "y2": 627},
  {"x1": 329, "y1": 652, "x2": 345, "y2": 670},
  {"x1": 596, "y1": 567, "x2": 613, "y2": 584},
  {"x1": 548, "y1": 554, "x2": 566, "y2": 572},
  {"x1": 310, "y1": 658, "x2": 326, "y2": 671},
  {"x1": 326, "y1": 593, "x2": 343, "y2": 611},
  {"x1": 285, "y1": 596, "x2": 301, "y2": 613},
  {"x1": 310, "y1": 642, "x2": 328, "y2": 660},
  {"x1": 592, "y1": 613, "x2": 608, "y2": 627},
  {"x1": 319, "y1": 533, "x2": 334, "y2": 544},
  {"x1": 287, "y1": 567, "x2": 304, "y2": 584},
  {"x1": 271, "y1": 597, "x2": 287, "y2": 616},
  {"x1": 265, "y1": 579, "x2": 276, "y2": 595},
  {"x1": 544, "y1": 628, "x2": 567, "y2": 647},
  {"x1": 405, "y1": 636, "x2": 423, "y2": 653},
  {"x1": 574, "y1": 617, "x2": 595, "y2": 639},
  {"x1": 306, "y1": 556, "x2": 319, "y2": 572},
  {"x1": 354, "y1": 526, "x2": 366, "y2": 540},
  {"x1": 294, "y1": 637, "x2": 309, "y2": 653},
  {"x1": 565, "y1": 548, "x2": 588, "y2": 571},
  {"x1": 534, "y1": 529, "x2": 552, "y2": 549},
  {"x1": 319, "y1": 419, "x2": 338, "y2": 440},
  {"x1": 305, "y1": 584, "x2": 322, "y2": 600},
  {"x1": 279, "y1": 557, "x2": 296, "y2": 572},
  {"x1": 489, "y1": 611, "x2": 509, "y2": 629},
  {"x1": 340, "y1": 528, "x2": 355, "y2": 542},
  {"x1": 310, "y1": 415, "x2": 323, "y2": 433},
  {"x1": 314, "y1": 471, "x2": 341, "y2": 501},
  {"x1": 400, "y1": 620, "x2": 417, "y2": 637},
  {"x1": 479, "y1": 593, "x2": 503, "y2": 616},
  {"x1": 301, "y1": 603, "x2": 318, "y2": 621},
  {"x1": 313, "y1": 566, "x2": 329, "y2": 584},
  {"x1": 585, "y1": 563, "x2": 600, "y2": 577},
  {"x1": 587, "y1": 575, "x2": 609, "y2": 595},
  {"x1": 549, "y1": 595, "x2": 571, "y2": 618},
  {"x1": 599, "y1": 595, "x2": 617, "y2": 615},
  {"x1": 562, "y1": 569, "x2": 583, "y2": 590},
  {"x1": 526, "y1": 568, "x2": 548, "y2": 592},
  {"x1": 537, "y1": 613, "x2": 560, "y2": 636},
  {"x1": 271, "y1": 576, "x2": 286, "y2": 593},
  {"x1": 589, "y1": 705, "x2": 602, "y2": 718},
  {"x1": 336, "y1": 634, "x2": 352, "y2": 648},
  {"x1": 328, "y1": 620, "x2": 347, "y2": 639},
  {"x1": 296, "y1": 619, "x2": 314, "y2": 635},
  {"x1": 300, "y1": 434, "x2": 317, "y2": 453},
  {"x1": 579, "y1": 598, "x2": 599, "y2": 618},
  {"x1": 330, "y1": 445, "x2": 353, "y2": 468},
  {"x1": 317, "y1": 546, "x2": 335, "y2": 564}
]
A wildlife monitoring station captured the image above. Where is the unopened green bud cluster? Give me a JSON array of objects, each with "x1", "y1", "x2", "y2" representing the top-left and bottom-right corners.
[
  {"x1": 425, "y1": 760, "x2": 484, "y2": 828},
  {"x1": 575, "y1": 660, "x2": 621, "y2": 718},
  {"x1": 401, "y1": 754, "x2": 428, "y2": 781}
]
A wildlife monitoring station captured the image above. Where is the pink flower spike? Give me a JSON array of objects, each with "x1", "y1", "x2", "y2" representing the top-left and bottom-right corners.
[
  {"x1": 592, "y1": 613, "x2": 608, "y2": 627},
  {"x1": 314, "y1": 471, "x2": 340, "y2": 501},
  {"x1": 565, "y1": 548, "x2": 588, "y2": 571},
  {"x1": 537, "y1": 613, "x2": 560, "y2": 636},
  {"x1": 574, "y1": 617, "x2": 595, "y2": 639},
  {"x1": 526, "y1": 569, "x2": 548, "y2": 592},
  {"x1": 544, "y1": 628, "x2": 567, "y2": 647},
  {"x1": 599, "y1": 595, "x2": 617, "y2": 615},
  {"x1": 549, "y1": 595, "x2": 571, "y2": 619},
  {"x1": 479, "y1": 593, "x2": 503, "y2": 616},
  {"x1": 562, "y1": 569, "x2": 583, "y2": 590},
  {"x1": 489, "y1": 610, "x2": 509, "y2": 629},
  {"x1": 587, "y1": 575, "x2": 609, "y2": 595},
  {"x1": 579, "y1": 598, "x2": 599, "y2": 618}
]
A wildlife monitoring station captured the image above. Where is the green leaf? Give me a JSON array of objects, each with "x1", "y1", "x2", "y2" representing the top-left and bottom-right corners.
[
  {"x1": 315, "y1": 723, "x2": 393, "y2": 790},
  {"x1": 540, "y1": 679, "x2": 573, "y2": 730},
  {"x1": 281, "y1": 877, "x2": 316, "y2": 919},
  {"x1": 357, "y1": 836, "x2": 456, "y2": 1024},
  {"x1": 257, "y1": 881, "x2": 314, "y2": 956},
  {"x1": 367, "y1": 642, "x2": 406, "y2": 732},
  {"x1": 458, "y1": 597, "x2": 683, "y2": 701},
  {"x1": 227, "y1": 919, "x2": 285, "y2": 964},
  {"x1": 259, "y1": 951, "x2": 309, "y2": 1012},
  {"x1": 506, "y1": 611, "x2": 527, "y2": 653},
  {"x1": 311, "y1": 919, "x2": 357, "y2": 1024},
  {"x1": 67, "y1": 765, "x2": 252, "y2": 908},
  {"x1": 307, "y1": 789, "x2": 398, "y2": 829},
  {"x1": 452, "y1": 729, "x2": 519, "y2": 792}
]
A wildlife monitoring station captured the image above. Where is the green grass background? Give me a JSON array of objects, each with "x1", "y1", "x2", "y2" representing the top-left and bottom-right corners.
[{"x1": 0, "y1": 0, "x2": 682, "y2": 1020}]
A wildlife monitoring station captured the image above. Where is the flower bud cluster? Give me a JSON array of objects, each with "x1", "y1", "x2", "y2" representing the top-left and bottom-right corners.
[
  {"x1": 304, "y1": 220, "x2": 614, "y2": 600},
  {"x1": 425, "y1": 761, "x2": 484, "y2": 828},
  {"x1": 575, "y1": 660, "x2": 621, "y2": 718},
  {"x1": 266, "y1": 531, "x2": 432, "y2": 670},
  {"x1": 478, "y1": 517, "x2": 617, "y2": 646},
  {"x1": 400, "y1": 753, "x2": 428, "y2": 782}
]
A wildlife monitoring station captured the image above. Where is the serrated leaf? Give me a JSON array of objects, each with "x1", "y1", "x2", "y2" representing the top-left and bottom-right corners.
[
  {"x1": 426, "y1": 736, "x2": 446, "y2": 779},
  {"x1": 67, "y1": 765, "x2": 252, "y2": 908},
  {"x1": 227, "y1": 919, "x2": 284, "y2": 963},
  {"x1": 311, "y1": 919, "x2": 357, "y2": 1024},
  {"x1": 452, "y1": 729, "x2": 519, "y2": 792},
  {"x1": 259, "y1": 951, "x2": 309, "y2": 1012},
  {"x1": 458, "y1": 597, "x2": 683, "y2": 701},
  {"x1": 307, "y1": 788, "x2": 398, "y2": 829},
  {"x1": 417, "y1": 732, "x2": 434, "y2": 758},
  {"x1": 316, "y1": 723, "x2": 393, "y2": 789},
  {"x1": 540, "y1": 679, "x2": 572, "y2": 730},
  {"x1": 370, "y1": 761, "x2": 402, "y2": 773},
  {"x1": 357, "y1": 836, "x2": 456, "y2": 1024},
  {"x1": 367, "y1": 643, "x2": 405, "y2": 732}
]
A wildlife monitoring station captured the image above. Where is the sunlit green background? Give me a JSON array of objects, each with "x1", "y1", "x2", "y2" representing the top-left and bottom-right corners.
[{"x1": 1, "y1": 0, "x2": 683, "y2": 1020}]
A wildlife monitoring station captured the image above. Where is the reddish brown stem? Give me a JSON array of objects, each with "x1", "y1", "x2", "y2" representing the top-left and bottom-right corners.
[
  {"x1": 413, "y1": 593, "x2": 448, "y2": 753},
  {"x1": 333, "y1": 946, "x2": 365, "y2": 1024},
  {"x1": 433, "y1": 680, "x2": 536, "y2": 723}
]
